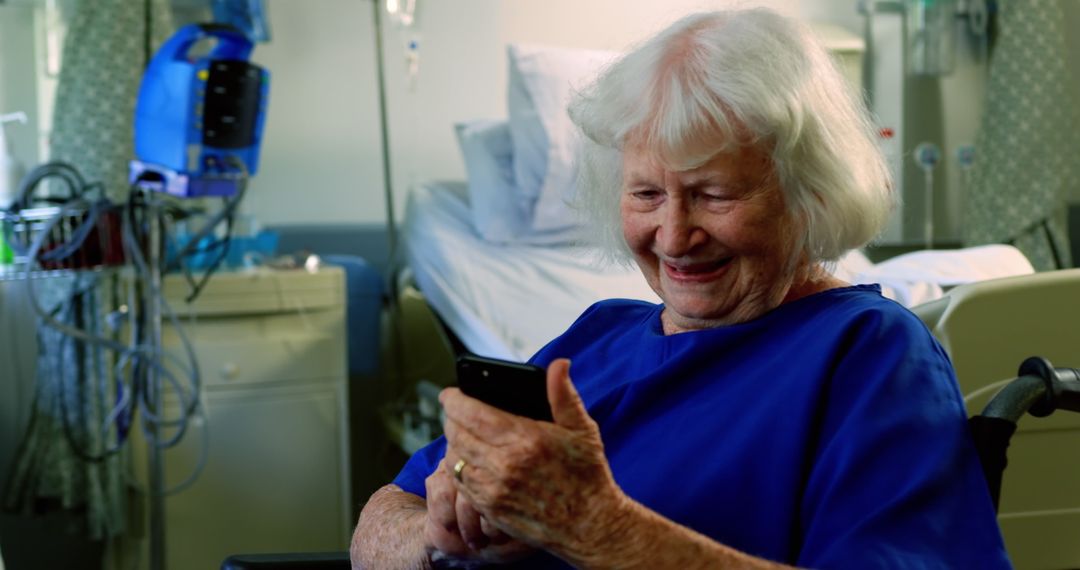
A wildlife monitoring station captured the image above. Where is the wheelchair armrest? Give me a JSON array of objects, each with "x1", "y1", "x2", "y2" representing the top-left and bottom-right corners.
[{"x1": 221, "y1": 551, "x2": 350, "y2": 570}]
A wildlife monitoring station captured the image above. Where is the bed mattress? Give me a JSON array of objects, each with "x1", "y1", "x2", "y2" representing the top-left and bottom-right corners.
[{"x1": 401, "y1": 181, "x2": 658, "y2": 361}]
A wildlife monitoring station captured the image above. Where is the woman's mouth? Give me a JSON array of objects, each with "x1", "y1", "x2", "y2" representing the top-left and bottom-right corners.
[{"x1": 663, "y1": 258, "x2": 733, "y2": 283}]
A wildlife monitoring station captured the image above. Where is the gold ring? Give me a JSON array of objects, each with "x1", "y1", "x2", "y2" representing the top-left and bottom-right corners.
[{"x1": 452, "y1": 459, "x2": 467, "y2": 483}]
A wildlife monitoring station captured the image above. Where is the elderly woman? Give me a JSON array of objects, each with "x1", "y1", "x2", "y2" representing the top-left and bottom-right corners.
[{"x1": 353, "y1": 8, "x2": 1010, "y2": 569}]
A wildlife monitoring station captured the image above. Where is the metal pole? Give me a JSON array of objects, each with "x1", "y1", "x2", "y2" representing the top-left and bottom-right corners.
[
  {"x1": 372, "y1": 0, "x2": 410, "y2": 407},
  {"x1": 147, "y1": 192, "x2": 166, "y2": 570},
  {"x1": 924, "y1": 169, "x2": 934, "y2": 249},
  {"x1": 372, "y1": 0, "x2": 398, "y2": 276}
]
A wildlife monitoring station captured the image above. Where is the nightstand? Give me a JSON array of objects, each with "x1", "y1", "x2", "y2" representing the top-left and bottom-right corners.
[{"x1": 122, "y1": 267, "x2": 351, "y2": 570}]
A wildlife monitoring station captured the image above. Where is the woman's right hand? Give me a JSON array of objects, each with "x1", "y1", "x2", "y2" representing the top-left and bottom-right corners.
[{"x1": 424, "y1": 456, "x2": 535, "y2": 564}]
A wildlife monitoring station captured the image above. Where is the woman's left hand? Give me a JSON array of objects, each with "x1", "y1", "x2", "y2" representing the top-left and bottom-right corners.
[{"x1": 439, "y1": 358, "x2": 630, "y2": 557}]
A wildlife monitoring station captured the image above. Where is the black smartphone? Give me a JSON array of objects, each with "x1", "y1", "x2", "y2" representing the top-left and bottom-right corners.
[{"x1": 456, "y1": 355, "x2": 552, "y2": 422}]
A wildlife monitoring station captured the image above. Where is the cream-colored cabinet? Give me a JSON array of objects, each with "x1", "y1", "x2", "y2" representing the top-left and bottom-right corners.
[{"x1": 125, "y1": 267, "x2": 351, "y2": 570}]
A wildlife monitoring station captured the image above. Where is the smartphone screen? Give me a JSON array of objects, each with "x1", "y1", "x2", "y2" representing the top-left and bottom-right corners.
[{"x1": 456, "y1": 355, "x2": 552, "y2": 422}]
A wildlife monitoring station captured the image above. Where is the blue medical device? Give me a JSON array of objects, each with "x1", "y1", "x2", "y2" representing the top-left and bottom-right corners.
[{"x1": 132, "y1": 24, "x2": 269, "y2": 197}]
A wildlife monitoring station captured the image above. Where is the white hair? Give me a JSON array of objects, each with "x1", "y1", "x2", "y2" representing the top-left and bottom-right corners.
[{"x1": 568, "y1": 9, "x2": 893, "y2": 264}]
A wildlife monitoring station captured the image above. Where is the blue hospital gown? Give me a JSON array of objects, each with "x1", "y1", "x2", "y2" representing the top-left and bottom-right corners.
[{"x1": 393, "y1": 285, "x2": 1011, "y2": 568}]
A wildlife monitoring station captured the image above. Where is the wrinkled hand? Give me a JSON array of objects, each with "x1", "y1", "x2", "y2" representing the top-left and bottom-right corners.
[
  {"x1": 440, "y1": 359, "x2": 628, "y2": 557},
  {"x1": 423, "y1": 456, "x2": 535, "y2": 564}
]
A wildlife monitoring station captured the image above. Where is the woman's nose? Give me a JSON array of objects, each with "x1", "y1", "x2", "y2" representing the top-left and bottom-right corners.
[{"x1": 657, "y1": 204, "x2": 707, "y2": 257}]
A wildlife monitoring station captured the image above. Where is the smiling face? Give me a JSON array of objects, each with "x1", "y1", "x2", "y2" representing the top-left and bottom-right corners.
[{"x1": 621, "y1": 144, "x2": 810, "y2": 333}]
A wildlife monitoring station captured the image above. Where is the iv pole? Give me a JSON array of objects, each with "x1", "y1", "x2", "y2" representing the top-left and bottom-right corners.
[
  {"x1": 372, "y1": 0, "x2": 398, "y2": 286},
  {"x1": 371, "y1": 0, "x2": 412, "y2": 421},
  {"x1": 147, "y1": 193, "x2": 166, "y2": 570},
  {"x1": 139, "y1": 4, "x2": 167, "y2": 566}
]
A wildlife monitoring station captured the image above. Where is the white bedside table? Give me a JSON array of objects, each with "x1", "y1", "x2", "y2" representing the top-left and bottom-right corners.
[{"x1": 123, "y1": 267, "x2": 351, "y2": 570}]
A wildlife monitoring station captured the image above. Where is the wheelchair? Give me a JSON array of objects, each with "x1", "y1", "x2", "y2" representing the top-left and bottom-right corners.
[
  {"x1": 225, "y1": 270, "x2": 1080, "y2": 569},
  {"x1": 219, "y1": 360, "x2": 1080, "y2": 569}
]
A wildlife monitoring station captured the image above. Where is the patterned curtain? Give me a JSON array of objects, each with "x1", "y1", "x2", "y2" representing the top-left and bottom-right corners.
[
  {"x1": 49, "y1": 0, "x2": 174, "y2": 200},
  {"x1": 2, "y1": 0, "x2": 174, "y2": 542},
  {"x1": 2, "y1": 275, "x2": 125, "y2": 541},
  {"x1": 965, "y1": 0, "x2": 1080, "y2": 270}
]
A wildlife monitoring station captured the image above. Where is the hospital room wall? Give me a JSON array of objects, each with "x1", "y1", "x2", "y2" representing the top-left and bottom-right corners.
[
  {"x1": 0, "y1": 5, "x2": 41, "y2": 170},
  {"x1": 4, "y1": 2, "x2": 1080, "y2": 264},
  {"x1": 241, "y1": 0, "x2": 862, "y2": 269},
  {"x1": 0, "y1": 0, "x2": 856, "y2": 242},
  {"x1": 373, "y1": 0, "x2": 859, "y2": 233},
  {"x1": 249, "y1": 0, "x2": 387, "y2": 227},
  {"x1": 373, "y1": 1, "x2": 1079, "y2": 248}
]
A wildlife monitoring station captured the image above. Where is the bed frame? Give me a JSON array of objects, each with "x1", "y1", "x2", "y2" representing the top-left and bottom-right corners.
[
  {"x1": 915, "y1": 268, "x2": 1080, "y2": 568},
  {"x1": 378, "y1": 278, "x2": 462, "y2": 455}
]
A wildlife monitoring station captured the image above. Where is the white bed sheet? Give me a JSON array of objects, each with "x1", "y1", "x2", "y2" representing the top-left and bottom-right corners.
[
  {"x1": 403, "y1": 181, "x2": 1035, "y2": 361},
  {"x1": 403, "y1": 181, "x2": 658, "y2": 361}
]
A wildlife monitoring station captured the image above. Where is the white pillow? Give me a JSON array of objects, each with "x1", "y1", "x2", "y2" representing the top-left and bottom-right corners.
[
  {"x1": 507, "y1": 44, "x2": 619, "y2": 236},
  {"x1": 453, "y1": 119, "x2": 527, "y2": 243}
]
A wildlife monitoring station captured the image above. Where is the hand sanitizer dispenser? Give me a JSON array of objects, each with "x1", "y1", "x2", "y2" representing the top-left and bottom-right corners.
[{"x1": 0, "y1": 112, "x2": 28, "y2": 211}]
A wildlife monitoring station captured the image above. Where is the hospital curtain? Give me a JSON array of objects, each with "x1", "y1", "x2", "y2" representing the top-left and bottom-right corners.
[
  {"x1": 2, "y1": 276, "x2": 124, "y2": 541},
  {"x1": 2, "y1": 0, "x2": 173, "y2": 542},
  {"x1": 48, "y1": 0, "x2": 173, "y2": 200},
  {"x1": 964, "y1": 0, "x2": 1080, "y2": 270}
]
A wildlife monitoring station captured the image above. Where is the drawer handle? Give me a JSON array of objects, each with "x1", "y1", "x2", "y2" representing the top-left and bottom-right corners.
[{"x1": 221, "y1": 362, "x2": 240, "y2": 380}]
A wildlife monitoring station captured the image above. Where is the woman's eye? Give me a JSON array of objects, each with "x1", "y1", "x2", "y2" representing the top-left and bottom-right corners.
[
  {"x1": 632, "y1": 189, "x2": 661, "y2": 200},
  {"x1": 702, "y1": 192, "x2": 731, "y2": 202},
  {"x1": 701, "y1": 184, "x2": 745, "y2": 202}
]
